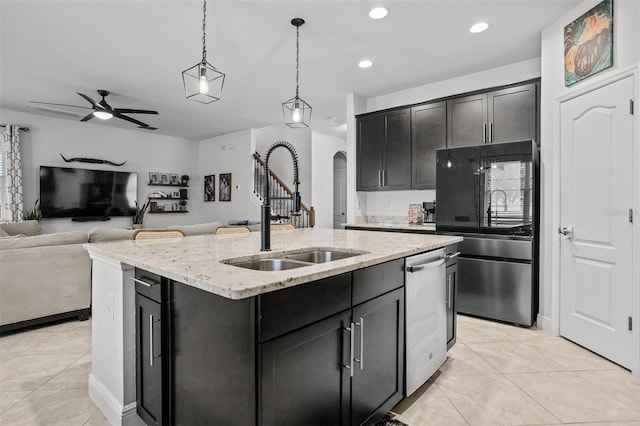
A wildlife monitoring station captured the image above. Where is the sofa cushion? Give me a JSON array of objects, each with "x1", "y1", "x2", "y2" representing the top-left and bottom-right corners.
[
  {"x1": 0, "y1": 231, "x2": 88, "y2": 250},
  {"x1": 168, "y1": 221, "x2": 221, "y2": 236},
  {"x1": 88, "y1": 227, "x2": 135, "y2": 243},
  {"x1": 0, "y1": 220, "x2": 41, "y2": 236}
]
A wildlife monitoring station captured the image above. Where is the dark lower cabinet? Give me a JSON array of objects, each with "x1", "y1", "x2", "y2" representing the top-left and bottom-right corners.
[
  {"x1": 134, "y1": 261, "x2": 406, "y2": 426},
  {"x1": 134, "y1": 270, "x2": 169, "y2": 426},
  {"x1": 351, "y1": 288, "x2": 405, "y2": 426},
  {"x1": 260, "y1": 310, "x2": 351, "y2": 426}
]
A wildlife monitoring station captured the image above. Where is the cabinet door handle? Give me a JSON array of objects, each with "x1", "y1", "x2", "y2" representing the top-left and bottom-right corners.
[
  {"x1": 489, "y1": 121, "x2": 493, "y2": 143},
  {"x1": 446, "y1": 276, "x2": 452, "y2": 308},
  {"x1": 131, "y1": 276, "x2": 158, "y2": 288},
  {"x1": 344, "y1": 323, "x2": 355, "y2": 377},
  {"x1": 383, "y1": 170, "x2": 386, "y2": 187},
  {"x1": 149, "y1": 314, "x2": 154, "y2": 367},
  {"x1": 378, "y1": 170, "x2": 381, "y2": 188},
  {"x1": 354, "y1": 318, "x2": 364, "y2": 370},
  {"x1": 483, "y1": 123, "x2": 487, "y2": 143}
]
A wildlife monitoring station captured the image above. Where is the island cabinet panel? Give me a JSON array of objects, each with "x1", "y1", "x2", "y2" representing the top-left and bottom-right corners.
[
  {"x1": 446, "y1": 256, "x2": 458, "y2": 350},
  {"x1": 352, "y1": 258, "x2": 405, "y2": 306},
  {"x1": 170, "y1": 281, "x2": 256, "y2": 426},
  {"x1": 258, "y1": 273, "x2": 352, "y2": 343},
  {"x1": 134, "y1": 269, "x2": 169, "y2": 426},
  {"x1": 411, "y1": 102, "x2": 447, "y2": 190},
  {"x1": 351, "y1": 288, "x2": 405, "y2": 426},
  {"x1": 259, "y1": 310, "x2": 351, "y2": 426}
]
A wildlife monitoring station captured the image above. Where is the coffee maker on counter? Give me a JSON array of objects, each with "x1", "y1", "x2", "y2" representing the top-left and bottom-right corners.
[{"x1": 423, "y1": 201, "x2": 436, "y2": 223}]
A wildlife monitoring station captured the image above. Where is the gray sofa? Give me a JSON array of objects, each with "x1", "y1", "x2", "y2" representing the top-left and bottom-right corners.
[
  {"x1": 0, "y1": 221, "x2": 135, "y2": 332},
  {"x1": 0, "y1": 221, "x2": 228, "y2": 332}
]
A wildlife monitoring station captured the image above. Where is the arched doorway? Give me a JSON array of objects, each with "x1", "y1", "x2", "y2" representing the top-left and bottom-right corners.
[{"x1": 333, "y1": 152, "x2": 347, "y2": 229}]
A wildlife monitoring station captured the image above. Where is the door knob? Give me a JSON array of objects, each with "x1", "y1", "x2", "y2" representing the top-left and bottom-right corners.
[{"x1": 558, "y1": 226, "x2": 573, "y2": 240}]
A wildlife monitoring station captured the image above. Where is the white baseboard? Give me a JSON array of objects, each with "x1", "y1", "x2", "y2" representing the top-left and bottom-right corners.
[
  {"x1": 89, "y1": 374, "x2": 144, "y2": 426},
  {"x1": 536, "y1": 313, "x2": 558, "y2": 336}
]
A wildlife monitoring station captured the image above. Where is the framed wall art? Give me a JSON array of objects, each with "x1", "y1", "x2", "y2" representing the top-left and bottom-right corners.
[
  {"x1": 564, "y1": 0, "x2": 613, "y2": 86},
  {"x1": 219, "y1": 173, "x2": 232, "y2": 202},
  {"x1": 204, "y1": 175, "x2": 215, "y2": 202}
]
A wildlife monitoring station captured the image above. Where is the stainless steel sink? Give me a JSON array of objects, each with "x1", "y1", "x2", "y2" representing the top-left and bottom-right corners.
[
  {"x1": 284, "y1": 249, "x2": 363, "y2": 264},
  {"x1": 228, "y1": 258, "x2": 311, "y2": 271},
  {"x1": 224, "y1": 248, "x2": 368, "y2": 271}
]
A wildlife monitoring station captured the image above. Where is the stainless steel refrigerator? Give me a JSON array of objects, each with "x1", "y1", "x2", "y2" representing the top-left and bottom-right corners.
[{"x1": 436, "y1": 140, "x2": 539, "y2": 326}]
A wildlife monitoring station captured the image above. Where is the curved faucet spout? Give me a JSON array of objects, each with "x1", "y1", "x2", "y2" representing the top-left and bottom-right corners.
[{"x1": 261, "y1": 141, "x2": 301, "y2": 251}]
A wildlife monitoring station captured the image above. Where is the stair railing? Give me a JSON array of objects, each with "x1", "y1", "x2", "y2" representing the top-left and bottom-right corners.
[{"x1": 253, "y1": 152, "x2": 315, "y2": 228}]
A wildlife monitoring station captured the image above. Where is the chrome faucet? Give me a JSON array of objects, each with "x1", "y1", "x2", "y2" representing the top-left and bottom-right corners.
[{"x1": 261, "y1": 141, "x2": 301, "y2": 251}]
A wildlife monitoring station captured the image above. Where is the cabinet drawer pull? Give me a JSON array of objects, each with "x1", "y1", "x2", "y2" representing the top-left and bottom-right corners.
[
  {"x1": 344, "y1": 323, "x2": 355, "y2": 377},
  {"x1": 149, "y1": 314, "x2": 154, "y2": 366},
  {"x1": 355, "y1": 318, "x2": 364, "y2": 370},
  {"x1": 131, "y1": 277, "x2": 158, "y2": 288}
]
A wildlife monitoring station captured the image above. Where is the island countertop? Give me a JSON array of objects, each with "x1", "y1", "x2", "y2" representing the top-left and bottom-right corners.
[{"x1": 84, "y1": 228, "x2": 461, "y2": 300}]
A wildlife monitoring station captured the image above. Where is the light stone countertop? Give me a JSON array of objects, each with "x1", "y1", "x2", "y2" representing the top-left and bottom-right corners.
[{"x1": 84, "y1": 228, "x2": 461, "y2": 300}]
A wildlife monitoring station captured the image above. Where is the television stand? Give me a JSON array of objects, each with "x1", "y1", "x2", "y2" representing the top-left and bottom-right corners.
[{"x1": 71, "y1": 217, "x2": 111, "y2": 222}]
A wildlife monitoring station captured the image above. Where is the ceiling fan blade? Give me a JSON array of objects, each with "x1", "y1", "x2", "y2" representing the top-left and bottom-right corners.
[
  {"x1": 80, "y1": 113, "x2": 95, "y2": 122},
  {"x1": 76, "y1": 92, "x2": 100, "y2": 108},
  {"x1": 113, "y1": 108, "x2": 158, "y2": 115},
  {"x1": 114, "y1": 112, "x2": 152, "y2": 128},
  {"x1": 28, "y1": 101, "x2": 92, "y2": 110}
]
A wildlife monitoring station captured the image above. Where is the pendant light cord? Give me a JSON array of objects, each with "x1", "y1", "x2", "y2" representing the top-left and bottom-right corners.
[
  {"x1": 201, "y1": 0, "x2": 207, "y2": 63},
  {"x1": 295, "y1": 24, "x2": 299, "y2": 99}
]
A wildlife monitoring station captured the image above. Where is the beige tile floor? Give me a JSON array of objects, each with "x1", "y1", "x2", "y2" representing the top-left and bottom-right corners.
[
  {"x1": 0, "y1": 315, "x2": 638, "y2": 425},
  {"x1": 392, "y1": 315, "x2": 640, "y2": 426}
]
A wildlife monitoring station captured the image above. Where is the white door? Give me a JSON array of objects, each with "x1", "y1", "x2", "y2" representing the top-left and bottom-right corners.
[
  {"x1": 559, "y1": 76, "x2": 634, "y2": 369},
  {"x1": 333, "y1": 153, "x2": 347, "y2": 229}
]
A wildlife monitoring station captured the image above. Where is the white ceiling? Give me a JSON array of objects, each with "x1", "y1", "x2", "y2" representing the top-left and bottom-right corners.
[{"x1": 0, "y1": 0, "x2": 580, "y2": 141}]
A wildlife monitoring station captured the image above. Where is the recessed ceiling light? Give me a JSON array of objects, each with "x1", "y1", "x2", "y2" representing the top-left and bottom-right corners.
[
  {"x1": 358, "y1": 59, "x2": 373, "y2": 68},
  {"x1": 469, "y1": 22, "x2": 489, "y2": 33},
  {"x1": 369, "y1": 7, "x2": 388, "y2": 20}
]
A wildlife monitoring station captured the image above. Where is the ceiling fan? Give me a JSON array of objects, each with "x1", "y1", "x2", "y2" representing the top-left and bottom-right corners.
[{"x1": 30, "y1": 90, "x2": 159, "y2": 130}]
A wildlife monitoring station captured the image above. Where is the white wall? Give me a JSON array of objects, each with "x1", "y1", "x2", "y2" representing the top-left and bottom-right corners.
[
  {"x1": 539, "y1": 0, "x2": 640, "y2": 334},
  {"x1": 197, "y1": 129, "x2": 260, "y2": 225},
  {"x1": 0, "y1": 109, "x2": 198, "y2": 233},
  {"x1": 350, "y1": 59, "x2": 542, "y2": 221},
  {"x1": 311, "y1": 130, "x2": 346, "y2": 229}
]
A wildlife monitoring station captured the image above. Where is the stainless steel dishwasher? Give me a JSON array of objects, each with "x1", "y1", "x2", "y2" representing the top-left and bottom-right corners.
[{"x1": 405, "y1": 248, "x2": 447, "y2": 396}]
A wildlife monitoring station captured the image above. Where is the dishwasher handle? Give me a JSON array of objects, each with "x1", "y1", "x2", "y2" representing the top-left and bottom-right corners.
[{"x1": 406, "y1": 258, "x2": 446, "y2": 273}]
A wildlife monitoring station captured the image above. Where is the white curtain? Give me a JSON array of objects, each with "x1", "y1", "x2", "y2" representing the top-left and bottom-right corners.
[{"x1": 1, "y1": 125, "x2": 24, "y2": 221}]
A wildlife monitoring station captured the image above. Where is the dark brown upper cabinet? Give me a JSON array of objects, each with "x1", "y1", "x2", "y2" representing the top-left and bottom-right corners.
[
  {"x1": 356, "y1": 109, "x2": 411, "y2": 191},
  {"x1": 447, "y1": 83, "x2": 537, "y2": 147},
  {"x1": 411, "y1": 101, "x2": 447, "y2": 190}
]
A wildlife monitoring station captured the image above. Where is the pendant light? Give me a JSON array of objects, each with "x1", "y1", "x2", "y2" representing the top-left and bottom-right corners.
[
  {"x1": 282, "y1": 18, "x2": 312, "y2": 128},
  {"x1": 182, "y1": 0, "x2": 225, "y2": 104}
]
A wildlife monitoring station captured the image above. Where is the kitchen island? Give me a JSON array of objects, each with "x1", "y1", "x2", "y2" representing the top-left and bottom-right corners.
[{"x1": 84, "y1": 228, "x2": 461, "y2": 426}]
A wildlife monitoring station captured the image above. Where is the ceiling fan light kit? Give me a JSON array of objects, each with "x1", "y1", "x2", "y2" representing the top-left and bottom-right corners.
[
  {"x1": 182, "y1": 0, "x2": 225, "y2": 104},
  {"x1": 282, "y1": 18, "x2": 312, "y2": 128}
]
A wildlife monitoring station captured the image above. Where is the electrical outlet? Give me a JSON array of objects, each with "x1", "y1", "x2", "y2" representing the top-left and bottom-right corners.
[{"x1": 107, "y1": 292, "x2": 114, "y2": 320}]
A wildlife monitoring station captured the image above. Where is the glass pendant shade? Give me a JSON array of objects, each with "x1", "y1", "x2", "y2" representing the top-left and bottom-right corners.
[
  {"x1": 282, "y1": 96, "x2": 312, "y2": 128},
  {"x1": 182, "y1": 0, "x2": 225, "y2": 104},
  {"x1": 282, "y1": 18, "x2": 311, "y2": 128},
  {"x1": 182, "y1": 60, "x2": 225, "y2": 104}
]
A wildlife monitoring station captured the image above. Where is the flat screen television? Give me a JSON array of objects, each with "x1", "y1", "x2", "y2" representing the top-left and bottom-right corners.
[{"x1": 39, "y1": 166, "x2": 138, "y2": 220}]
